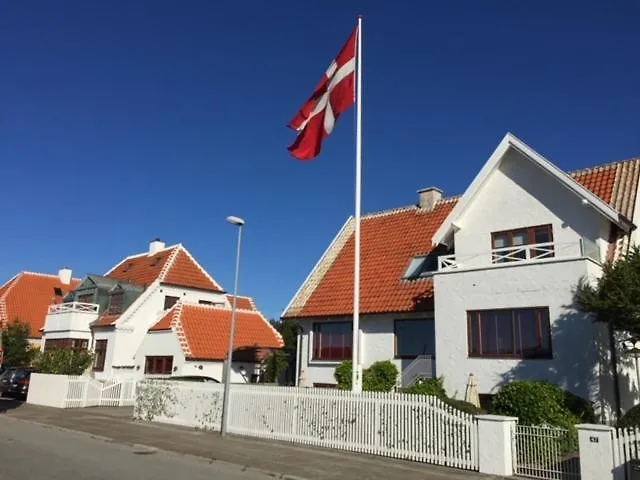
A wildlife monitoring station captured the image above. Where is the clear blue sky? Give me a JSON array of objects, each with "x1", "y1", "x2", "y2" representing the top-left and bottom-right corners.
[{"x1": 1, "y1": 2, "x2": 639, "y2": 320}]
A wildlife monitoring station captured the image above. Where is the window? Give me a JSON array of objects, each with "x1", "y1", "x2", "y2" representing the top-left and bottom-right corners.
[
  {"x1": 44, "y1": 338, "x2": 89, "y2": 352},
  {"x1": 144, "y1": 356, "x2": 173, "y2": 375},
  {"x1": 312, "y1": 322, "x2": 352, "y2": 361},
  {"x1": 164, "y1": 296, "x2": 179, "y2": 310},
  {"x1": 93, "y1": 340, "x2": 107, "y2": 372},
  {"x1": 198, "y1": 300, "x2": 216, "y2": 305},
  {"x1": 394, "y1": 319, "x2": 435, "y2": 358},
  {"x1": 467, "y1": 308, "x2": 552, "y2": 359},
  {"x1": 491, "y1": 225, "x2": 554, "y2": 263},
  {"x1": 403, "y1": 245, "x2": 452, "y2": 279},
  {"x1": 53, "y1": 287, "x2": 64, "y2": 297},
  {"x1": 78, "y1": 293, "x2": 94, "y2": 304},
  {"x1": 108, "y1": 292, "x2": 124, "y2": 314}
]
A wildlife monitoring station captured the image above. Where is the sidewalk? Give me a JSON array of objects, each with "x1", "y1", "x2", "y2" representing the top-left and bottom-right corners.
[{"x1": 1, "y1": 402, "x2": 504, "y2": 480}]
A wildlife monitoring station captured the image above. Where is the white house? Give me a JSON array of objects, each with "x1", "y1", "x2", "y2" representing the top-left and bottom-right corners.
[
  {"x1": 283, "y1": 133, "x2": 640, "y2": 417},
  {"x1": 42, "y1": 240, "x2": 283, "y2": 381}
]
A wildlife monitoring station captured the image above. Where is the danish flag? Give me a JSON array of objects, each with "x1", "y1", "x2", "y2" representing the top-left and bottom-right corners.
[{"x1": 287, "y1": 26, "x2": 358, "y2": 160}]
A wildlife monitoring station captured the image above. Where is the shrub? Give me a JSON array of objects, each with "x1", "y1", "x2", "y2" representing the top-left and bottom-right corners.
[
  {"x1": 403, "y1": 377, "x2": 447, "y2": 398},
  {"x1": 334, "y1": 360, "x2": 353, "y2": 390},
  {"x1": 33, "y1": 349, "x2": 94, "y2": 376},
  {"x1": 443, "y1": 398, "x2": 486, "y2": 415},
  {"x1": 362, "y1": 360, "x2": 398, "y2": 392},
  {"x1": 491, "y1": 381, "x2": 578, "y2": 428},
  {"x1": 262, "y1": 350, "x2": 288, "y2": 384},
  {"x1": 618, "y1": 404, "x2": 640, "y2": 428},
  {"x1": 563, "y1": 390, "x2": 596, "y2": 423}
]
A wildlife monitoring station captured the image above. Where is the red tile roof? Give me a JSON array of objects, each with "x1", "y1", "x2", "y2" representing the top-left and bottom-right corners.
[
  {"x1": 106, "y1": 244, "x2": 223, "y2": 292},
  {"x1": 0, "y1": 272, "x2": 81, "y2": 338},
  {"x1": 226, "y1": 295, "x2": 256, "y2": 311},
  {"x1": 149, "y1": 303, "x2": 283, "y2": 361},
  {"x1": 285, "y1": 157, "x2": 640, "y2": 319},
  {"x1": 92, "y1": 314, "x2": 120, "y2": 329}
]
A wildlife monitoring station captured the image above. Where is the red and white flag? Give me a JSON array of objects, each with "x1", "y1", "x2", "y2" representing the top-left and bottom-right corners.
[{"x1": 287, "y1": 26, "x2": 358, "y2": 160}]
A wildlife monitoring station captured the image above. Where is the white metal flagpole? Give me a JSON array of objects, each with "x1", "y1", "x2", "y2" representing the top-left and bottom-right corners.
[{"x1": 351, "y1": 15, "x2": 363, "y2": 393}]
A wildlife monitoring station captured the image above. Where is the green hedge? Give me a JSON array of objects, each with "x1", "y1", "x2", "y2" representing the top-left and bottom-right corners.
[
  {"x1": 334, "y1": 360, "x2": 399, "y2": 392},
  {"x1": 618, "y1": 404, "x2": 640, "y2": 428},
  {"x1": 401, "y1": 377, "x2": 447, "y2": 398}
]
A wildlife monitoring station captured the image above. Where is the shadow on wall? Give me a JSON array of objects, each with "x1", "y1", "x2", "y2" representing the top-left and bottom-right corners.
[{"x1": 499, "y1": 302, "x2": 638, "y2": 423}]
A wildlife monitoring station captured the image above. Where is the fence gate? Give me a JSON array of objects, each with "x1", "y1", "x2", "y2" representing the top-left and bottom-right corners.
[{"x1": 513, "y1": 424, "x2": 581, "y2": 480}]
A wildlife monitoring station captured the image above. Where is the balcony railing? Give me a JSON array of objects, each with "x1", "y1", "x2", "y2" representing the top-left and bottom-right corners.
[
  {"x1": 48, "y1": 302, "x2": 100, "y2": 315},
  {"x1": 438, "y1": 238, "x2": 600, "y2": 272}
]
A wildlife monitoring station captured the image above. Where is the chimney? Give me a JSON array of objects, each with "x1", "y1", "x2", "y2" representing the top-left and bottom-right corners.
[
  {"x1": 417, "y1": 187, "x2": 443, "y2": 210},
  {"x1": 149, "y1": 238, "x2": 166, "y2": 256},
  {"x1": 58, "y1": 267, "x2": 72, "y2": 285}
]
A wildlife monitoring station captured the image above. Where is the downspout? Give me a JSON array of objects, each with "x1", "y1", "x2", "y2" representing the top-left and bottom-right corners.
[{"x1": 295, "y1": 324, "x2": 302, "y2": 387}]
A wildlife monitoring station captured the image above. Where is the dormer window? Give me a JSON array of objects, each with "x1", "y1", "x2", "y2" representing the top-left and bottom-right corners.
[
  {"x1": 403, "y1": 245, "x2": 451, "y2": 280},
  {"x1": 108, "y1": 291, "x2": 124, "y2": 314}
]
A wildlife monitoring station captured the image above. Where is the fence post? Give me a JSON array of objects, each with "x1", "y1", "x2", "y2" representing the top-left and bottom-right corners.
[
  {"x1": 577, "y1": 424, "x2": 618, "y2": 480},
  {"x1": 475, "y1": 415, "x2": 517, "y2": 476}
]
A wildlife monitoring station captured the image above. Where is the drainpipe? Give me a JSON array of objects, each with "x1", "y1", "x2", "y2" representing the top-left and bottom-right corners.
[{"x1": 295, "y1": 324, "x2": 302, "y2": 387}]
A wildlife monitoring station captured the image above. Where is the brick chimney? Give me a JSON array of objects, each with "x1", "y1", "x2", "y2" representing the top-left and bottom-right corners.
[
  {"x1": 417, "y1": 187, "x2": 443, "y2": 210},
  {"x1": 149, "y1": 238, "x2": 166, "y2": 256},
  {"x1": 58, "y1": 267, "x2": 72, "y2": 285}
]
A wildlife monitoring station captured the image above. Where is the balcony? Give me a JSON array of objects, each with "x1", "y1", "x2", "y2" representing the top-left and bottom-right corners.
[
  {"x1": 44, "y1": 302, "x2": 100, "y2": 334},
  {"x1": 437, "y1": 238, "x2": 601, "y2": 273}
]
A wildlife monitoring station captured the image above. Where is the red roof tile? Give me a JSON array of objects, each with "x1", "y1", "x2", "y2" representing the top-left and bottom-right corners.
[
  {"x1": 106, "y1": 244, "x2": 222, "y2": 292},
  {"x1": 286, "y1": 200, "x2": 457, "y2": 318},
  {"x1": 0, "y1": 273, "x2": 80, "y2": 338},
  {"x1": 92, "y1": 314, "x2": 120, "y2": 328},
  {"x1": 226, "y1": 295, "x2": 256, "y2": 311},
  {"x1": 149, "y1": 303, "x2": 283, "y2": 361}
]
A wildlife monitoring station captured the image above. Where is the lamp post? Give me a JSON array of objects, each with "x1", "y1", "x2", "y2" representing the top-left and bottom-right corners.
[
  {"x1": 220, "y1": 215, "x2": 244, "y2": 437},
  {"x1": 622, "y1": 338, "x2": 640, "y2": 401}
]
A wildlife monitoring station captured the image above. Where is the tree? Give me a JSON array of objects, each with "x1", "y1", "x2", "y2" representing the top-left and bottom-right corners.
[
  {"x1": 1, "y1": 320, "x2": 37, "y2": 367},
  {"x1": 32, "y1": 349, "x2": 93, "y2": 375},
  {"x1": 263, "y1": 350, "x2": 289, "y2": 383},
  {"x1": 269, "y1": 318, "x2": 298, "y2": 349},
  {"x1": 574, "y1": 245, "x2": 640, "y2": 417}
]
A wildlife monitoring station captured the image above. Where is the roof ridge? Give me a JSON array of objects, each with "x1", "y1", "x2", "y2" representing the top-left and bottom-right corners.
[
  {"x1": 361, "y1": 196, "x2": 461, "y2": 220},
  {"x1": 104, "y1": 244, "x2": 181, "y2": 276},
  {"x1": 158, "y1": 245, "x2": 182, "y2": 282},
  {"x1": 20, "y1": 271, "x2": 82, "y2": 282},
  {"x1": 184, "y1": 302, "x2": 258, "y2": 313},
  {"x1": 569, "y1": 157, "x2": 640, "y2": 177},
  {"x1": 0, "y1": 273, "x2": 21, "y2": 326},
  {"x1": 171, "y1": 302, "x2": 193, "y2": 358}
]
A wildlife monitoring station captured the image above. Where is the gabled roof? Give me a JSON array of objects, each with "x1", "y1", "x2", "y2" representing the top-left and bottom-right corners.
[
  {"x1": 283, "y1": 200, "x2": 457, "y2": 318},
  {"x1": 105, "y1": 244, "x2": 223, "y2": 292},
  {"x1": 0, "y1": 272, "x2": 81, "y2": 338},
  {"x1": 149, "y1": 302, "x2": 283, "y2": 361},
  {"x1": 226, "y1": 294, "x2": 257, "y2": 311},
  {"x1": 433, "y1": 133, "x2": 635, "y2": 246}
]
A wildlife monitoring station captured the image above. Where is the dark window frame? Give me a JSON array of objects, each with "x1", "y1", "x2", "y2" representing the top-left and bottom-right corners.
[
  {"x1": 393, "y1": 318, "x2": 434, "y2": 359},
  {"x1": 491, "y1": 224, "x2": 554, "y2": 263},
  {"x1": 44, "y1": 338, "x2": 89, "y2": 352},
  {"x1": 467, "y1": 307, "x2": 552, "y2": 359},
  {"x1": 164, "y1": 295, "x2": 180, "y2": 310},
  {"x1": 311, "y1": 322, "x2": 353, "y2": 362},
  {"x1": 93, "y1": 339, "x2": 108, "y2": 372},
  {"x1": 108, "y1": 291, "x2": 125, "y2": 314},
  {"x1": 144, "y1": 356, "x2": 173, "y2": 375}
]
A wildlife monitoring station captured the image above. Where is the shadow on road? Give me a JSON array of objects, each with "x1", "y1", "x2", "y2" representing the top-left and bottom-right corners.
[{"x1": 0, "y1": 397, "x2": 25, "y2": 413}]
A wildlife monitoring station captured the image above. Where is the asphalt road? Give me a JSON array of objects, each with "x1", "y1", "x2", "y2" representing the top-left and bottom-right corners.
[{"x1": 0, "y1": 416, "x2": 276, "y2": 480}]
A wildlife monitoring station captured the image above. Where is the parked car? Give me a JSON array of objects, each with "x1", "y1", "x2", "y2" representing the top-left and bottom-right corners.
[
  {"x1": 0, "y1": 367, "x2": 37, "y2": 399},
  {"x1": 167, "y1": 375, "x2": 220, "y2": 383}
]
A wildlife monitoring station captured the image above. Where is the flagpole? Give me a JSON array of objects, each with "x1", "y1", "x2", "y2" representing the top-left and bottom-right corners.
[{"x1": 351, "y1": 15, "x2": 363, "y2": 393}]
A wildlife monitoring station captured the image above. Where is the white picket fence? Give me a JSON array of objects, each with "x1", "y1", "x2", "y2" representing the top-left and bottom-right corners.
[
  {"x1": 614, "y1": 427, "x2": 640, "y2": 479},
  {"x1": 134, "y1": 381, "x2": 479, "y2": 471},
  {"x1": 27, "y1": 373, "x2": 136, "y2": 408}
]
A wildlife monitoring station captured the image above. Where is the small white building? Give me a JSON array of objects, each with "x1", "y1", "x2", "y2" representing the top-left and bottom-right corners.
[
  {"x1": 283, "y1": 133, "x2": 640, "y2": 417},
  {"x1": 41, "y1": 240, "x2": 283, "y2": 381}
]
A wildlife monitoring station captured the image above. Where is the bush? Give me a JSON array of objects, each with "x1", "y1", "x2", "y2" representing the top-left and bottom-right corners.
[
  {"x1": 618, "y1": 404, "x2": 640, "y2": 428},
  {"x1": 262, "y1": 350, "x2": 288, "y2": 384},
  {"x1": 564, "y1": 390, "x2": 596, "y2": 423},
  {"x1": 443, "y1": 398, "x2": 486, "y2": 415},
  {"x1": 334, "y1": 360, "x2": 353, "y2": 390},
  {"x1": 403, "y1": 377, "x2": 447, "y2": 398},
  {"x1": 33, "y1": 349, "x2": 94, "y2": 375},
  {"x1": 491, "y1": 381, "x2": 578, "y2": 428},
  {"x1": 362, "y1": 360, "x2": 398, "y2": 392}
]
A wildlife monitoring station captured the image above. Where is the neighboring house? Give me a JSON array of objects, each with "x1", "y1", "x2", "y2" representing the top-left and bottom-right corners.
[
  {"x1": 283, "y1": 133, "x2": 640, "y2": 417},
  {"x1": 140, "y1": 302, "x2": 283, "y2": 382},
  {"x1": 42, "y1": 240, "x2": 282, "y2": 381},
  {"x1": 0, "y1": 269, "x2": 80, "y2": 347}
]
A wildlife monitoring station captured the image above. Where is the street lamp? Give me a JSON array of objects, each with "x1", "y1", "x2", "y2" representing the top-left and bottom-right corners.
[
  {"x1": 220, "y1": 215, "x2": 245, "y2": 437},
  {"x1": 622, "y1": 337, "x2": 640, "y2": 401}
]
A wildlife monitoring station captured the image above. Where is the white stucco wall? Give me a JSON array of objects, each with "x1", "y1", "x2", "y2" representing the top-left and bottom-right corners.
[
  {"x1": 297, "y1": 313, "x2": 434, "y2": 386},
  {"x1": 109, "y1": 282, "x2": 227, "y2": 368},
  {"x1": 452, "y1": 149, "x2": 611, "y2": 268},
  {"x1": 434, "y1": 259, "x2": 607, "y2": 403}
]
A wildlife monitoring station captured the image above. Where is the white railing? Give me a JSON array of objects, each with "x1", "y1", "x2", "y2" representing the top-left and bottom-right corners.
[
  {"x1": 47, "y1": 302, "x2": 100, "y2": 315},
  {"x1": 135, "y1": 381, "x2": 479, "y2": 471},
  {"x1": 27, "y1": 373, "x2": 136, "y2": 408},
  {"x1": 400, "y1": 355, "x2": 435, "y2": 387},
  {"x1": 438, "y1": 239, "x2": 599, "y2": 272},
  {"x1": 613, "y1": 427, "x2": 640, "y2": 478},
  {"x1": 514, "y1": 424, "x2": 581, "y2": 479}
]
